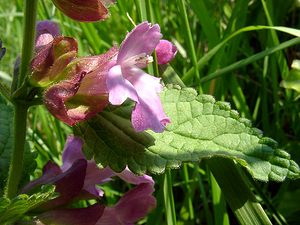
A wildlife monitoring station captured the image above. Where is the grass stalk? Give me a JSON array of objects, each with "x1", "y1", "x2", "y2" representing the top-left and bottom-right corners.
[
  {"x1": 163, "y1": 169, "x2": 177, "y2": 225},
  {"x1": 176, "y1": 0, "x2": 201, "y2": 92},
  {"x1": 182, "y1": 164, "x2": 195, "y2": 221},
  {"x1": 200, "y1": 38, "x2": 300, "y2": 83}
]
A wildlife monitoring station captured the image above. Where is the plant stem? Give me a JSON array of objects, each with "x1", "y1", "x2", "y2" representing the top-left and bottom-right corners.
[
  {"x1": 182, "y1": 164, "x2": 194, "y2": 220},
  {"x1": 5, "y1": 104, "x2": 28, "y2": 198},
  {"x1": 17, "y1": 0, "x2": 38, "y2": 90},
  {"x1": 5, "y1": 0, "x2": 38, "y2": 198}
]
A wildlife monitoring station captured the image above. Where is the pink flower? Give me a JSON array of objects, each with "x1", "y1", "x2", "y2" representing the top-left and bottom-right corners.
[
  {"x1": 155, "y1": 39, "x2": 177, "y2": 65},
  {"x1": 31, "y1": 36, "x2": 78, "y2": 87},
  {"x1": 31, "y1": 22, "x2": 174, "y2": 132},
  {"x1": 31, "y1": 21, "x2": 117, "y2": 125},
  {"x1": 35, "y1": 20, "x2": 60, "y2": 50},
  {"x1": 52, "y1": 0, "x2": 116, "y2": 22},
  {"x1": 107, "y1": 22, "x2": 171, "y2": 132},
  {"x1": 43, "y1": 47, "x2": 117, "y2": 125},
  {"x1": 22, "y1": 136, "x2": 156, "y2": 225}
]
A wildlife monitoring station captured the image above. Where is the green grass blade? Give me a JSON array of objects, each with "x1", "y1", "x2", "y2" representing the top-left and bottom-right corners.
[
  {"x1": 163, "y1": 169, "x2": 177, "y2": 225},
  {"x1": 177, "y1": 0, "x2": 201, "y2": 92},
  {"x1": 200, "y1": 38, "x2": 300, "y2": 83},
  {"x1": 208, "y1": 158, "x2": 272, "y2": 225},
  {"x1": 210, "y1": 172, "x2": 230, "y2": 225},
  {"x1": 183, "y1": 25, "x2": 300, "y2": 82}
]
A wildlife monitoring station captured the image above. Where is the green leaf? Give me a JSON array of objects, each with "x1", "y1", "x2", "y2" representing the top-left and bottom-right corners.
[
  {"x1": 74, "y1": 87, "x2": 300, "y2": 182},
  {"x1": 0, "y1": 95, "x2": 37, "y2": 195},
  {"x1": 208, "y1": 158, "x2": 272, "y2": 225},
  {"x1": 280, "y1": 60, "x2": 300, "y2": 95},
  {"x1": 0, "y1": 96, "x2": 14, "y2": 195},
  {"x1": 0, "y1": 186, "x2": 56, "y2": 224}
]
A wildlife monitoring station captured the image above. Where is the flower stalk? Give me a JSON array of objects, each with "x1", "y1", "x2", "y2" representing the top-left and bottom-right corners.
[
  {"x1": 5, "y1": 104, "x2": 28, "y2": 198},
  {"x1": 16, "y1": 0, "x2": 38, "y2": 92},
  {"x1": 5, "y1": 0, "x2": 38, "y2": 198}
]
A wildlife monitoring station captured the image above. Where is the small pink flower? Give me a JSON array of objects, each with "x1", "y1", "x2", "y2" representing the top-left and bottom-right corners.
[
  {"x1": 106, "y1": 22, "x2": 171, "y2": 132},
  {"x1": 35, "y1": 20, "x2": 60, "y2": 50},
  {"x1": 156, "y1": 39, "x2": 177, "y2": 64}
]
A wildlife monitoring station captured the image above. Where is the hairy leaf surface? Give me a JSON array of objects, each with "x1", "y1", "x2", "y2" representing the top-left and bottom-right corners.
[
  {"x1": 74, "y1": 87, "x2": 300, "y2": 182},
  {"x1": 0, "y1": 186, "x2": 56, "y2": 224}
]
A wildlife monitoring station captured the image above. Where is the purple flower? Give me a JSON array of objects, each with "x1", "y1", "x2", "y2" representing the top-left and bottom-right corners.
[
  {"x1": 31, "y1": 22, "x2": 118, "y2": 125},
  {"x1": 22, "y1": 136, "x2": 156, "y2": 224},
  {"x1": 43, "y1": 48, "x2": 117, "y2": 126},
  {"x1": 155, "y1": 39, "x2": 177, "y2": 65},
  {"x1": 31, "y1": 22, "x2": 174, "y2": 132},
  {"x1": 106, "y1": 22, "x2": 171, "y2": 132},
  {"x1": 35, "y1": 20, "x2": 60, "y2": 51},
  {"x1": 30, "y1": 36, "x2": 78, "y2": 87}
]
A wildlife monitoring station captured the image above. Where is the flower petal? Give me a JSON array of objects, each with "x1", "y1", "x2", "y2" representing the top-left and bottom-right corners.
[
  {"x1": 107, "y1": 65, "x2": 138, "y2": 105},
  {"x1": 117, "y1": 22, "x2": 162, "y2": 63},
  {"x1": 61, "y1": 136, "x2": 85, "y2": 171},
  {"x1": 126, "y1": 67, "x2": 170, "y2": 132},
  {"x1": 31, "y1": 36, "x2": 78, "y2": 87},
  {"x1": 81, "y1": 164, "x2": 114, "y2": 198},
  {"x1": 75, "y1": 47, "x2": 117, "y2": 96},
  {"x1": 36, "y1": 20, "x2": 60, "y2": 38},
  {"x1": 38, "y1": 204, "x2": 104, "y2": 225},
  {"x1": 35, "y1": 20, "x2": 60, "y2": 50},
  {"x1": 96, "y1": 183, "x2": 156, "y2": 225},
  {"x1": 60, "y1": 136, "x2": 115, "y2": 197},
  {"x1": 155, "y1": 39, "x2": 177, "y2": 64},
  {"x1": 43, "y1": 71, "x2": 86, "y2": 126},
  {"x1": 21, "y1": 162, "x2": 61, "y2": 194},
  {"x1": 41, "y1": 159, "x2": 87, "y2": 210},
  {"x1": 116, "y1": 167, "x2": 154, "y2": 186}
]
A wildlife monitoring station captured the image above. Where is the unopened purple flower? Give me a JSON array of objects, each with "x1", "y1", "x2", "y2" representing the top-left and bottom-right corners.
[
  {"x1": 106, "y1": 22, "x2": 171, "y2": 132},
  {"x1": 22, "y1": 136, "x2": 156, "y2": 225},
  {"x1": 31, "y1": 21, "x2": 117, "y2": 125},
  {"x1": 31, "y1": 36, "x2": 78, "y2": 87},
  {"x1": 43, "y1": 47, "x2": 117, "y2": 126},
  {"x1": 155, "y1": 39, "x2": 177, "y2": 65},
  {"x1": 35, "y1": 20, "x2": 60, "y2": 50}
]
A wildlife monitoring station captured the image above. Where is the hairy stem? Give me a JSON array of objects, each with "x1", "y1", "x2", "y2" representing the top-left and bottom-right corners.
[
  {"x1": 5, "y1": 0, "x2": 38, "y2": 198},
  {"x1": 5, "y1": 104, "x2": 28, "y2": 198},
  {"x1": 17, "y1": 0, "x2": 38, "y2": 90}
]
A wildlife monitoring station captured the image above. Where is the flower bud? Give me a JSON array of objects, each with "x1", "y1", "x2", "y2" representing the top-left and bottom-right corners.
[
  {"x1": 52, "y1": 0, "x2": 116, "y2": 22},
  {"x1": 155, "y1": 39, "x2": 177, "y2": 65},
  {"x1": 36, "y1": 20, "x2": 60, "y2": 50},
  {"x1": 30, "y1": 36, "x2": 78, "y2": 87},
  {"x1": 43, "y1": 47, "x2": 118, "y2": 126}
]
